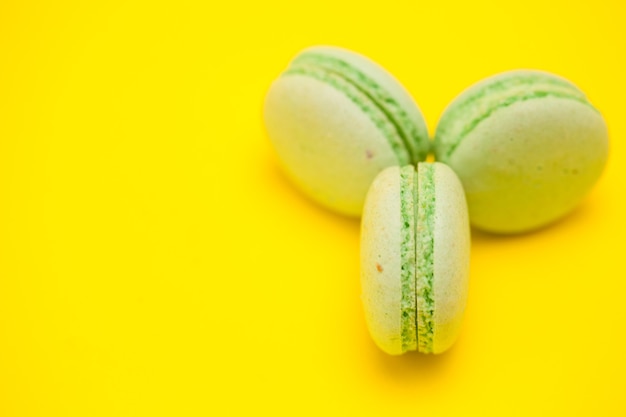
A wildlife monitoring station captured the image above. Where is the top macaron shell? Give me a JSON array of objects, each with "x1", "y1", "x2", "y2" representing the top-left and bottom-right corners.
[
  {"x1": 264, "y1": 46, "x2": 429, "y2": 217},
  {"x1": 360, "y1": 163, "x2": 470, "y2": 355},
  {"x1": 434, "y1": 70, "x2": 609, "y2": 233}
]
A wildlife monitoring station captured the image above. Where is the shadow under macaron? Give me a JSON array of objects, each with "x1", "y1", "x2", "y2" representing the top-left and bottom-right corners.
[
  {"x1": 363, "y1": 331, "x2": 466, "y2": 390},
  {"x1": 262, "y1": 151, "x2": 361, "y2": 230}
]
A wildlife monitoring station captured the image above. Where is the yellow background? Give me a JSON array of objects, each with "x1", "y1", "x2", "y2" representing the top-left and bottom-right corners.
[{"x1": 1, "y1": 0, "x2": 625, "y2": 415}]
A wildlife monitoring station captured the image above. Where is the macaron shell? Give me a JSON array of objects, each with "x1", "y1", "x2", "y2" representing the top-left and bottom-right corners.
[
  {"x1": 300, "y1": 46, "x2": 430, "y2": 161},
  {"x1": 447, "y1": 97, "x2": 608, "y2": 233},
  {"x1": 360, "y1": 166, "x2": 403, "y2": 355},
  {"x1": 264, "y1": 74, "x2": 400, "y2": 216},
  {"x1": 430, "y1": 162, "x2": 470, "y2": 354}
]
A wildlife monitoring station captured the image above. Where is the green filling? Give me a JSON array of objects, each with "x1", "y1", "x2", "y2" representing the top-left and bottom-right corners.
[
  {"x1": 292, "y1": 53, "x2": 428, "y2": 163},
  {"x1": 434, "y1": 73, "x2": 598, "y2": 161},
  {"x1": 416, "y1": 163, "x2": 435, "y2": 353},
  {"x1": 399, "y1": 166, "x2": 417, "y2": 352}
]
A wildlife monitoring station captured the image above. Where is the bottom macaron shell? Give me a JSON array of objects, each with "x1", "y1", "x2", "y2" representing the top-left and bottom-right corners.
[
  {"x1": 446, "y1": 97, "x2": 608, "y2": 233},
  {"x1": 360, "y1": 167, "x2": 404, "y2": 355},
  {"x1": 264, "y1": 73, "x2": 401, "y2": 217}
]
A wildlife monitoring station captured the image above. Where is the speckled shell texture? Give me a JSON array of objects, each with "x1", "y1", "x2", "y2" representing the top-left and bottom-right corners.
[
  {"x1": 265, "y1": 74, "x2": 399, "y2": 216},
  {"x1": 435, "y1": 71, "x2": 609, "y2": 233}
]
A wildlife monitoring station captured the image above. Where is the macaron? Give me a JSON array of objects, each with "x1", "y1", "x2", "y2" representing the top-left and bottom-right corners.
[
  {"x1": 433, "y1": 70, "x2": 609, "y2": 233},
  {"x1": 360, "y1": 162, "x2": 470, "y2": 355},
  {"x1": 264, "y1": 46, "x2": 430, "y2": 217}
]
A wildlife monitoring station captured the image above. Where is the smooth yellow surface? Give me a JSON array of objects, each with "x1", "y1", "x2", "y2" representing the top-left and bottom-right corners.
[{"x1": 0, "y1": 1, "x2": 625, "y2": 415}]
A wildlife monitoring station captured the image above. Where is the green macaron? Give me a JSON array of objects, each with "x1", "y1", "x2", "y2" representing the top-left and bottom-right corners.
[
  {"x1": 264, "y1": 46, "x2": 430, "y2": 217},
  {"x1": 360, "y1": 162, "x2": 470, "y2": 355},
  {"x1": 433, "y1": 70, "x2": 609, "y2": 234}
]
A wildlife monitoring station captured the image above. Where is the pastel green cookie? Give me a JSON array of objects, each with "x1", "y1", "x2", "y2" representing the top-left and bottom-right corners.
[
  {"x1": 264, "y1": 46, "x2": 429, "y2": 217},
  {"x1": 433, "y1": 70, "x2": 609, "y2": 233},
  {"x1": 360, "y1": 162, "x2": 470, "y2": 355}
]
